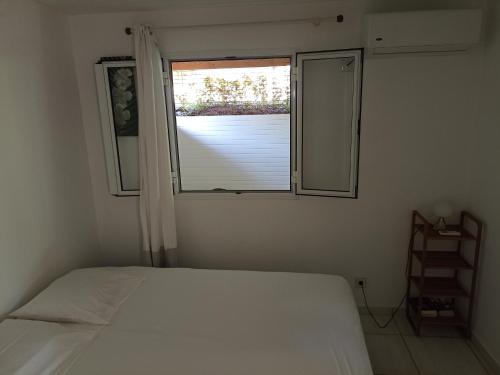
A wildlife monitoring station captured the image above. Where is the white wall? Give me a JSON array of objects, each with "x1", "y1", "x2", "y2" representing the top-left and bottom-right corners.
[
  {"x1": 468, "y1": 0, "x2": 500, "y2": 366},
  {"x1": 69, "y1": 1, "x2": 481, "y2": 309},
  {"x1": 0, "y1": 0, "x2": 100, "y2": 316}
]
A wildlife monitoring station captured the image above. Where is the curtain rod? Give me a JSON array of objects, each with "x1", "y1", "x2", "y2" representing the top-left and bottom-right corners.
[{"x1": 124, "y1": 14, "x2": 344, "y2": 35}]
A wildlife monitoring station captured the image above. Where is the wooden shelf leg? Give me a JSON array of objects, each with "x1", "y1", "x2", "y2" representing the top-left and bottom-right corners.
[
  {"x1": 414, "y1": 221, "x2": 428, "y2": 338},
  {"x1": 406, "y1": 212, "x2": 416, "y2": 331}
]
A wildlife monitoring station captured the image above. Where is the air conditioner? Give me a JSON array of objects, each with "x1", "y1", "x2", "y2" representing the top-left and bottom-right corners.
[{"x1": 363, "y1": 9, "x2": 482, "y2": 54}]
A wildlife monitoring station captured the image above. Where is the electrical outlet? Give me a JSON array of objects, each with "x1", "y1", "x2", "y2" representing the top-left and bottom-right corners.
[{"x1": 355, "y1": 278, "x2": 367, "y2": 288}]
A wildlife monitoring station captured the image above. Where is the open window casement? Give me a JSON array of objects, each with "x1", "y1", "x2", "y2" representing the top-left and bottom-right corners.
[
  {"x1": 295, "y1": 50, "x2": 362, "y2": 198},
  {"x1": 95, "y1": 60, "x2": 140, "y2": 196}
]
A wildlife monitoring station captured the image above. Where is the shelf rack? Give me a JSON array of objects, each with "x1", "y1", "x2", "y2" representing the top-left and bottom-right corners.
[{"x1": 405, "y1": 210, "x2": 483, "y2": 337}]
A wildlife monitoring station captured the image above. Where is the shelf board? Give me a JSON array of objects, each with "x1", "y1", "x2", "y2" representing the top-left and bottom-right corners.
[
  {"x1": 408, "y1": 298, "x2": 467, "y2": 327},
  {"x1": 412, "y1": 251, "x2": 472, "y2": 269},
  {"x1": 410, "y1": 276, "x2": 468, "y2": 297},
  {"x1": 415, "y1": 224, "x2": 476, "y2": 240}
]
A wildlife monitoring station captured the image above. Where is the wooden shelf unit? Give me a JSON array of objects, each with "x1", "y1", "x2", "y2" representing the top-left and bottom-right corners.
[{"x1": 406, "y1": 210, "x2": 483, "y2": 338}]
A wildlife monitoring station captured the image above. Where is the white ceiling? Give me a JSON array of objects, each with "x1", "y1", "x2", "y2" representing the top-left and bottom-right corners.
[
  {"x1": 37, "y1": 0, "x2": 334, "y2": 14},
  {"x1": 37, "y1": 0, "x2": 483, "y2": 14}
]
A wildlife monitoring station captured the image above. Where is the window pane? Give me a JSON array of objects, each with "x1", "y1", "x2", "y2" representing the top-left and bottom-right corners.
[
  {"x1": 107, "y1": 66, "x2": 139, "y2": 191},
  {"x1": 171, "y1": 58, "x2": 291, "y2": 191},
  {"x1": 301, "y1": 57, "x2": 355, "y2": 192},
  {"x1": 115, "y1": 137, "x2": 139, "y2": 190}
]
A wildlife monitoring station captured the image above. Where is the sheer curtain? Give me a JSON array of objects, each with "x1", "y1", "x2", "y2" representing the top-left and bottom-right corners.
[{"x1": 133, "y1": 25, "x2": 177, "y2": 267}]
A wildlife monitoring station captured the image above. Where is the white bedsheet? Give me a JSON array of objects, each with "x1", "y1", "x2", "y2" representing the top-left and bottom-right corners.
[
  {"x1": 0, "y1": 319, "x2": 97, "y2": 375},
  {"x1": 2, "y1": 268, "x2": 373, "y2": 375}
]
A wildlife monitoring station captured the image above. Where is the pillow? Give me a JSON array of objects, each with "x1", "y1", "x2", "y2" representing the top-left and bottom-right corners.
[{"x1": 10, "y1": 267, "x2": 146, "y2": 325}]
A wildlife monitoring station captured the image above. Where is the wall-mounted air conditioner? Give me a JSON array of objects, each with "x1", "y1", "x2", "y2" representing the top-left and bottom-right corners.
[{"x1": 363, "y1": 9, "x2": 482, "y2": 54}]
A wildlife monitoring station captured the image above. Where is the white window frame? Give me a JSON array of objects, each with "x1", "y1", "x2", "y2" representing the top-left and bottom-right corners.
[
  {"x1": 163, "y1": 54, "x2": 297, "y2": 196},
  {"x1": 94, "y1": 50, "x2": 362, "y2": 199},
  {"x1": 296, "y1": 49, "x2": 362, "y2": 198},
  {"x1": 95, "y1": 60, "x2": 140, "y2": 196}
]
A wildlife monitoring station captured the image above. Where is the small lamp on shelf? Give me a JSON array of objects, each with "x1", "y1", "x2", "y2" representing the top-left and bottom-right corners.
[{"x1": 432, "y1": 202, "x2": 453, "y2": 231}]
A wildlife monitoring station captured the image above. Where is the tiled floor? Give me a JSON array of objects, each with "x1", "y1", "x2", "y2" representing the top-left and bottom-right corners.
[{"x1": 361, "y1": 311, "x2": 491, "y2": 375}]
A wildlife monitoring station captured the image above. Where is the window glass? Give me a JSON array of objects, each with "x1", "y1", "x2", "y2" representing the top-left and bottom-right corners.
[
  {"x1": 107, "y1": 66, "x2": 140, "y2": 191},
  {"x1": 302, "y1": 58, "x2": 354, "y2": 191}
]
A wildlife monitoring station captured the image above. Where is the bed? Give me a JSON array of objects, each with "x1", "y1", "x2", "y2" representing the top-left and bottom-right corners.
[{"x1": 1, "y1": 267, "x2": 373, "y2": 375}]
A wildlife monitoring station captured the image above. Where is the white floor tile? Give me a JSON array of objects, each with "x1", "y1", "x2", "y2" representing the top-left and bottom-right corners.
[
  {"x1": 361, "y1": 313, "x2": 399, "y2": 335},
  {"x1": 393, "y1": 310, "x2": 413, "y2": 335},
  {"x1": 404, "y1": 336, "x2": 489, "y2": 375},
  {"x1": 365, "y1": 334, "x2": 419, "y2": 375}
]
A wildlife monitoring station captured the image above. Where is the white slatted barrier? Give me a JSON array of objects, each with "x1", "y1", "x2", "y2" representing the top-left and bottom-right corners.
[{"x1": 176, "y1": 114, "x2": 291, "y2": 191}]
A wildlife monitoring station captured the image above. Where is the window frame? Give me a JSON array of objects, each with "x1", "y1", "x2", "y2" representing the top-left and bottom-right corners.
[
  {"x1": 95, "y1": 60, "x2": 140, "y2": 197},
  {"x1": 164, "y1": 55, "x2": 296, "y2": 196},
  {"x1": 95, "y1": 50, "x2": 363, "y2": 199},
  {"x1": 296, "y1": 49, "x2": 363, "y2": 199}
]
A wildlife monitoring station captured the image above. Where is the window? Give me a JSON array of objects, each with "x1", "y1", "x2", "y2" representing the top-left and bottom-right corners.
[
  {"x1": 169, "y1": 58, "x2": 292, "y2": 192},
  {"x1": 95, "y1": 60, "x2": 139, "y2": 196},
  {"x1": 296, "y1": 50, "x2": 362, "y2": 198},
  {"x1": 95, "y1": 50, "x2": 362, "y2": 198}
]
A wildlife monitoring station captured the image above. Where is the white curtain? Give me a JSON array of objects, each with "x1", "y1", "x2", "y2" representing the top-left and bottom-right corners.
[{"x1": 133, "y1": 25, "x2": 177, "y2": 266}]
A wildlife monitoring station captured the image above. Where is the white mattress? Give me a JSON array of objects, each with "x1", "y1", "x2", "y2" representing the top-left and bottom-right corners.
[{"x1": 2, "y1": 268, "x2": 373, "y2": 375}]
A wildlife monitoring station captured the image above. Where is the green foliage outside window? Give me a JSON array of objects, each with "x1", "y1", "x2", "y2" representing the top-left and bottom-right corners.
[{"x1": 175, "y1": 73, "x2": 290, "y2": 116}]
